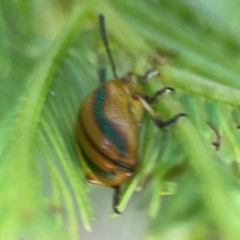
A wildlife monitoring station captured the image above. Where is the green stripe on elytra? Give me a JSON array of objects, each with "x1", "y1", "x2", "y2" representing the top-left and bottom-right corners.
[
  {"x1": 81, "y1": 148, "x2": 116, "y2": 177},
  {"x1": 93, "y1": 86, "x2": 127, "y2": 155},
  {"x1": 109, "y1": 160, "x2": 133, "y2": 173},
  {"x1": 80, "y1": 117, "x2": 133, "y2": 174}
]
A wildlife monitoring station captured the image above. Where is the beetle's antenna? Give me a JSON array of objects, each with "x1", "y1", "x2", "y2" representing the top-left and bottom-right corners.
[{"x1": 99, "y1": 14, "x2": 118, "y2": 79}]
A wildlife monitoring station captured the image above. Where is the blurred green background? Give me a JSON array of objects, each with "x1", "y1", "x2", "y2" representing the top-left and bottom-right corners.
[{"x1": 1, "y1": 0, "x2": 240, "y2": 239}]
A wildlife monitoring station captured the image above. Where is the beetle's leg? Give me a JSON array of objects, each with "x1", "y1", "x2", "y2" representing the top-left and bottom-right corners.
[
  {"x1": 144, "y1": 87, "x2": 175, "y2": 104},
  {"x1": 207, "y1": 122, "x2": 222, "y2": 151},
  {"x1": 113, "y1": 186, "x2": 121, "y2": 214},
  {"x1": 142, "y1": 70, "x2": 160, "y2": 81},
  {"x1": 98, "y1": 67, "x2": 107, "y2": 84},
  {"x1": 123, "y1": 71, "x2": 175, "y2": 103},
  {"x1": 154, "y1": 113, "x2": 186, "y2": 128},
  {"x1": 135, "y1": 94, "x2": 186, "y2": 128},
  {"x1": 122, "y1": 70, "x2": 159, "y2": 83}
]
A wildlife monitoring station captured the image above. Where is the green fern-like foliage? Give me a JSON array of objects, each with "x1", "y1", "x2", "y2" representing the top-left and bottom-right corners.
[{"x1": 1, "y1": 0, "x2": 240, "y2": 239}]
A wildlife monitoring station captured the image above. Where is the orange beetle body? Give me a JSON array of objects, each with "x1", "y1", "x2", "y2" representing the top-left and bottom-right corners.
[{"x1": 76, "y1": 79, "x2": 144, "y2": 187}]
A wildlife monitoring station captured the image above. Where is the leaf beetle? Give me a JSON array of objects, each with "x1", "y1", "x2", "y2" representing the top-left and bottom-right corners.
[{"x1": 75, "y1": 14, "x2": 186, "y2": 214}]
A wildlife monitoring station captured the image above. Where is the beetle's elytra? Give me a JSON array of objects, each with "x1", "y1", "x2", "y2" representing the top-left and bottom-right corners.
[{"x1": 75, "y1": 14, "x2": 186, "y2": 214}]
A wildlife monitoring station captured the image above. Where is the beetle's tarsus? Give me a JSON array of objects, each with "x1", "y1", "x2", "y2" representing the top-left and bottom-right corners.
[
  {"x1": 113, "y1": 207, "x2": 121, "y2": 215},
  {"x1": 122, "y1": 69, "x2": 159, "y2": 83},
  {"x1": 142, "y1": 69, "x2": 160, "y2": 82},
  {"x1": 154, "y1": 113, "x2": 187, "y2": 128},
  {"x1": 145, "y1": 87, "x2": 175, "y2": 104},
  {"x1": 113, "y1": 186, "x2": 122, "y2": 215}
]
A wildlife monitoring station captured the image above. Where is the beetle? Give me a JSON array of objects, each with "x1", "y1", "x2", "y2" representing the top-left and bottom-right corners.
[{"x1": 75, "y1": 14, "x2": 186, "y2": 214}]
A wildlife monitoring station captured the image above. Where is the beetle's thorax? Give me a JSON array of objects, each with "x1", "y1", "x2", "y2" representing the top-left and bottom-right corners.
[{"x1": 102, "y1": 79, "x2": 144, "y2": 125}]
